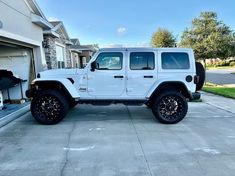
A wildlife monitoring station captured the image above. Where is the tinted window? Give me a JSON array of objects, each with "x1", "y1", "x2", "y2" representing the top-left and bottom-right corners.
[
  {"x1": 130, "y1": 52, "x2": 155, "y2": 70},
  {"x1": 161, "y1": 52, "x2": 190, "y2": 69},
  {"x1": 96, "y1": 52, "x2": 123, "y2": 70}
]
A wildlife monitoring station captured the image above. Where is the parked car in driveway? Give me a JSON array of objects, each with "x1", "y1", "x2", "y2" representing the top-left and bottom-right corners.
[{"x1": 26, "y1": 47, "x2": 205, "y2": 125}]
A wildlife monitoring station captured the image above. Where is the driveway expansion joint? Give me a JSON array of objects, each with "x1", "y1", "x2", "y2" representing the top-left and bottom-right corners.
[
  {"x1": 60, "y1": 121, "x2": 76, "y2": 176},
  {"x1": 126, "y1": 106, "x2": 153, "y2": 176}
]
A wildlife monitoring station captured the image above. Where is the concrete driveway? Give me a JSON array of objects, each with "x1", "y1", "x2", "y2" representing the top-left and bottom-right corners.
[{"x1": 0, "y1": 93, "x2": 235, "y2": 176}]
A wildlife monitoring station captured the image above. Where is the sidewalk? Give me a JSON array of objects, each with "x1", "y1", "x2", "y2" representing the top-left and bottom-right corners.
[
  {"x1": 201, "y1": 91, "x2": 235, "y2": 114},
  {"x1": 207, "y1": 68, "x2": 235, "y2": 74}
]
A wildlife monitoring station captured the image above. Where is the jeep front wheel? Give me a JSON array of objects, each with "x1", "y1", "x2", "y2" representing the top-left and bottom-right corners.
[
  {"x1": 152, "y1": 91, "x2": 188, "y2": 124},
  {"x1": 31, "y1": 90, "x2": 69, "y2": 125}
]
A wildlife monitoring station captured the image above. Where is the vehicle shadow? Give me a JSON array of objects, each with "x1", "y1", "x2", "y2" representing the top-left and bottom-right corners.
[{"x1": 65, "y1": 104, "x2": 156, "y2": 123}]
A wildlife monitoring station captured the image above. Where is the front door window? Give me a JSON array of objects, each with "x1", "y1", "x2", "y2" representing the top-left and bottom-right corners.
[{"x1": 95, "y1": 52, "x2": 123, "y2": 70}]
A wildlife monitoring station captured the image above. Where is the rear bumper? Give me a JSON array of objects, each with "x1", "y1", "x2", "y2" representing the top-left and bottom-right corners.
[{"x1": 191, "y1": 92, "x2": 201, "y2": 100}]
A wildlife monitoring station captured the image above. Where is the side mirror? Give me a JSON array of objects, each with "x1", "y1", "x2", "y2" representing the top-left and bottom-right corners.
[{"x1": 90, "y1": 61, "x2": 97, "y2": 72}]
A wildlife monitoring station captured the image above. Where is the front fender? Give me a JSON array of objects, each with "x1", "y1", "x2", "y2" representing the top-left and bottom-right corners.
[{"x1": 32, "y1": 78, "x2": 80, "y2": 99}]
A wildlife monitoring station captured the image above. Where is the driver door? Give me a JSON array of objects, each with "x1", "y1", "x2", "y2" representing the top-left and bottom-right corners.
[{"x1": 87, "y1": 52, "x2": 125, "y2": 98}]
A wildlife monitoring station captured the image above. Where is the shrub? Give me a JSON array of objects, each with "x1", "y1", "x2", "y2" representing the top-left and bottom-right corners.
[
  {"x1": 206, "y1": 63, "x2": 215, "y2": 67},
  {"x1": 215, "y1": 60, "x2": 229, "y2": 67},
  {"x1": 229, "y1": 61, "x2": 235, "y2": 66}
]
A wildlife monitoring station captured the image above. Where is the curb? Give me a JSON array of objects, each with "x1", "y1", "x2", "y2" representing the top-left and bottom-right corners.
[{"x1": 0, "y1": 105, "x2": 30, "y2": 128}]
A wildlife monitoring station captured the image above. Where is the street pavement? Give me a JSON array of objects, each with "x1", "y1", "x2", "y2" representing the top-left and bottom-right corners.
[
  {"x1": 0, "y1": 93, "x2": 235, "y2": 176},
  {"x1": 206, "y1": 68, "x2": 235, "y2": 86}
]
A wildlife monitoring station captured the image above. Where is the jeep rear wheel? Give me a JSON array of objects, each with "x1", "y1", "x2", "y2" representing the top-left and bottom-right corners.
[
  {"x1": 31, "y1": 90, "x2": 69, "y2": 125},
  {"x1": 152, "y1": 91, "x2": 188, "y2": 124}
]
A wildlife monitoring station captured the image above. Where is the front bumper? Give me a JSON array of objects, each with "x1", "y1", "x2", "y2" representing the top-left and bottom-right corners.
[{"x1": 25, "y1": 88, "x2": 37, "y2": 98}]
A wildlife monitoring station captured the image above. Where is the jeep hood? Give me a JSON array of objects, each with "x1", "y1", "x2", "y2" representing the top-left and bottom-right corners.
[{"x1": 38, "y1": 69, "x2": 84, "y2": 79}]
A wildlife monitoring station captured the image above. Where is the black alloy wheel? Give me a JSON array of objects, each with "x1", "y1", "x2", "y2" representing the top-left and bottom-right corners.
[
  {"x1": 31, "y1": 90, "x2": 69, "y2": 125},
  {"x1": 152, "y1": 91, "x2": 188, "y2": 124}
]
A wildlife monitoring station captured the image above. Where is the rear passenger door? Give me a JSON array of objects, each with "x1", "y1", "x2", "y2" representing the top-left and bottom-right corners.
[{"x1": 126, "y1": 51, "x2": 157, "y2": 97}]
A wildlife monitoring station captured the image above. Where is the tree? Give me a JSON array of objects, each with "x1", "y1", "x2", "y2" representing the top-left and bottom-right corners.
[
  {"x1": 92, "y1": 44, "x2": 99, "y2": 50},
  {"x1": 180, "y1": 12, "x2": 235, "y2": 62},
  {"x1": 151, "y1": 28, "x2": 176, "y2": 47}
]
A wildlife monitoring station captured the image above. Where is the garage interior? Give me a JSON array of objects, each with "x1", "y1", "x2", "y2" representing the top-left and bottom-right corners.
[{"x1": 0, "y1": 41, "x2": 35, "y2": 110}]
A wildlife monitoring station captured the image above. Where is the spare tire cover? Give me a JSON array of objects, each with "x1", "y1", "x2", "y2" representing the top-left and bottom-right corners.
[{"x1": 195, "y1": 62, "x2": 205, "y2": 91}]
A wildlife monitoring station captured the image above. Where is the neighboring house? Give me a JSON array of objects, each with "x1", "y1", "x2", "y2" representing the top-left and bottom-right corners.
[
  {"x1": 0, "y1": 0, "x2": 52, "y2": 100},
  {"x1": 70, "y1": 39, "x2": 82, "y2": 68},
  {"x1": 70, "y1": 39, "x2": 97, "y2": 68},
  {"x1": 43, "y1": 21, "x2": 73, "y2": 69},
  {"x1": 78, "y1": 44, "x2": 97, "y2": 64}
]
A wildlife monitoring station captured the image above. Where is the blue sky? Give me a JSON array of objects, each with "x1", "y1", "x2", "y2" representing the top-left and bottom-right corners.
[{"x1": 37, "y1": 0, "x2": 235, "y2": 47}]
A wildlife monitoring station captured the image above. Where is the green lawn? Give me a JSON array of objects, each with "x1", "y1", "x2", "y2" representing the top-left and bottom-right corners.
[{"x1": 203, "y1": 83, "x2": 235, "y2": 99}]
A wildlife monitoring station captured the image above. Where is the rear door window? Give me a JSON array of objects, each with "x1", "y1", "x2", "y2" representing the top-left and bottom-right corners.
[{"x1": 130, "y1": 52, "x2": 155, "y2": 70}]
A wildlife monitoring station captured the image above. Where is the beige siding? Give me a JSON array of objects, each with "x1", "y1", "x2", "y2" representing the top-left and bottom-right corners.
[
  {"x1": 0, "y1": 0, "x2": 43, "y2": 42},
  {"x1": 0, "y1": 0, "x2": 45, "y2": 73}
]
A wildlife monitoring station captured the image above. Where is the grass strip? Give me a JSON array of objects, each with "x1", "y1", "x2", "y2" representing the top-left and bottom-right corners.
[{"x1": 203, "y1": 82, "x2": 235, "y2": 99}]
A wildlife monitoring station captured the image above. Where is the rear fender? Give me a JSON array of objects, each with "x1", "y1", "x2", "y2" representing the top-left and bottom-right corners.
[{"x1": 147, "y1": 81, "x2": 192, "y2": 100}]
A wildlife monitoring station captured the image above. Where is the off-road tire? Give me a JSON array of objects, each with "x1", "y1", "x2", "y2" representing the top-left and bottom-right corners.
[
  {"x1": 145, "y1": 101, "x2": 152, "y2": 108},
  {"x1": 196, "y1": 62, "x2": 205, "y2": 91},
  {"x1": 31, "y1": 90, "x2": 69, "y2": 125},
  {"x1": 152, "y1": 91, "x2": 188, "y2": 124}
]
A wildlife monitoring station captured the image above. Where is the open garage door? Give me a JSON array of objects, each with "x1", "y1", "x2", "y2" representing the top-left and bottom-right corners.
[{"x1": 0, "y1": 41, "x2": 35, "y2": 101}]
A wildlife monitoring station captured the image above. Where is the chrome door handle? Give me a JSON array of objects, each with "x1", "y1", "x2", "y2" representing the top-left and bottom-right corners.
[
  {"x1": 114, "y1": 75, "x2": 124, "y2": 78},
  {"x1": 144, "y1": 75, "x2": 153, "y2": 78}
]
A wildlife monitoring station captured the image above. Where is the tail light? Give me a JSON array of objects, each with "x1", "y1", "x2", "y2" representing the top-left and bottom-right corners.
[{"x1": 194, "y1": 75, "x2": 200, "y2": 84}]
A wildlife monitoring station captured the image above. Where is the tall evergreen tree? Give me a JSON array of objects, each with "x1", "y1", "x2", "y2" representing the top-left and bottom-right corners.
[{"x1": 180, "y1": 12, "x2": 235, "y2": 61}]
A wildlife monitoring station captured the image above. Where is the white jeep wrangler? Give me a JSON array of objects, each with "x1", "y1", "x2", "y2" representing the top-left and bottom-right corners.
[{"x1": 26, "y1": 48, "x2": 205, "y2": 125}]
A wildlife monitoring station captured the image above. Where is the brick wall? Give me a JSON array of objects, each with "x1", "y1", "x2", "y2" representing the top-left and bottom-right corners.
[
  {"x1": 43, "y1": 27, "x2": 72, "y2": 69},
  {"x1": 44, "y1": 36, "x2": 57, "y2": 69}
]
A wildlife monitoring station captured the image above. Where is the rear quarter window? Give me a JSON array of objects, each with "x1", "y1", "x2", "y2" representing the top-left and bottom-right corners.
[{"x1": 161, "y1": 52, "x2": 190, "y2": 69}]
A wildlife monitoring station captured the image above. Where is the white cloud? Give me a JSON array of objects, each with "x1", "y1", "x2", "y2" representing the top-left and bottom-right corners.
[
  {"x1": 47, "y1": 17, "x2": 60, "y2": 21},
  {"x1": 117, "y1": 27, "x2": 127, "y2": 36}
]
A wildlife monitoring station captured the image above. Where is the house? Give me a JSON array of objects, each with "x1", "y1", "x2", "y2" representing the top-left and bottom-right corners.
[
  {"x1": 0, "y1": 0, "x2": 97, "y2": 104},
  {"x1": 43, "y1": 24, "x2": 97, "y2": 69},
  {"x1": 43, "y1": 21, "x2": 73, "y2": 69},
  {"x1": 0, "y1": 0, "x2": 52, "y2": 100},
  {"x1": 70, "y1": 39, "x2": 82, "y2": 68},
  {"x1": 70, "y1": 39, "x2": 97, "y2": 68}
]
